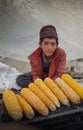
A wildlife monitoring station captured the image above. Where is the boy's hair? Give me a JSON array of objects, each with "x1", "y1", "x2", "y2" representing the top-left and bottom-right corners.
[
  {"x1": 40, "y1": 25, "x2": 58, "y2": 45},
  {"x1": 40, "y1": 37, "x2": 58, "y2": 45}
]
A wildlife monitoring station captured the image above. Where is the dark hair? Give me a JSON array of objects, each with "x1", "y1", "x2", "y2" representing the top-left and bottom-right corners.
[{"x1": 39, "y1": 37, "x2": 58, "y2": 45}]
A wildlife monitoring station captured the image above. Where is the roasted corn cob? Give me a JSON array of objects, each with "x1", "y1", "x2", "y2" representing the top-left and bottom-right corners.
[
  {"x1": 28, "y1": 82, "x2": 56, "y2": 111},
  {"x1": 20, "y1": 88, "x2": 49, "y2": 116},
  {"x1": 34, "y1": 78, "x2": 60, "y2": 108},
  {"x1": 55, "y1": 78, "x2": 81, "y2": 104},
  {"x1": 3, "y1": 89, "x2": 23, "y2": 120},
  {"x1": 16, "y1": 94, "x2": 35, "y2": 119},
  {"x1": 44, "y1": 77, "x2": 70, "y2": 106},
  {"x1": 61, "y1": 74, "x2": 83, "y2": 99}
]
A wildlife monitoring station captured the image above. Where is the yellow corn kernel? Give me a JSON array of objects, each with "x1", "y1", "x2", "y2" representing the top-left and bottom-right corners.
[
  {"x1": 3, "y1": 89, "x2": 23, "y2": 120},
  {"x1": 44, "y1": 77, "x2": 70, "y2": 106},
  {"x1": 28, "y1": 82, "x2": 56, "y2": 111},
  {"x1": 20, "y1": 88, "x2": 49, "y2": 116},
  {"x1": 16, "y1": 94, "x2": 35, "y2": 119},
  {"x1": 55, "y1": 78, "x2": 81, "y2": 104},
  {"x1": 61, "y1": 74, "x2": 83, "y2": 99},
  {"x1": 34, "y1": 78, "x2": 60, "y2": 108}
]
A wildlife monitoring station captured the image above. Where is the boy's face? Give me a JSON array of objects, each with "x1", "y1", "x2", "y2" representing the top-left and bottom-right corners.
[{"x1": 40, "y1": 37, "x2": 57, "y2": 57}]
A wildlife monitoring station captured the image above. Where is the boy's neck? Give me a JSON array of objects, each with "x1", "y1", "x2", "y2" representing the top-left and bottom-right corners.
[{"x1": 42, "y1": 53, "x2": 53, "y2": 63}]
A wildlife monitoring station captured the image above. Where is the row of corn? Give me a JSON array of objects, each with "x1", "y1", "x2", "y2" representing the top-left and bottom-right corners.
[{"x1": 2, "y1": 74, "x2": 83, "y2": 121}]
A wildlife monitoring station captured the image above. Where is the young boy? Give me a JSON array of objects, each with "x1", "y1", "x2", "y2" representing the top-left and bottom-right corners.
[{"x1": 16, "y1": 25, "x2": 66, "y2": 87}]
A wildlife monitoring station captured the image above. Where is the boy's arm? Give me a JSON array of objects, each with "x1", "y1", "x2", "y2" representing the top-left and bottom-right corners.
[
  {"x1": 30, "y1": 61, "x2": 40, "y2": 81},
  {"x1": 52, "y1": 52, "x2": 66, "y2": 80}
]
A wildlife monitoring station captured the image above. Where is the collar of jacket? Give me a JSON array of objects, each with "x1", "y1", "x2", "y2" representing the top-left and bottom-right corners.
[
  {"x1": 28, "y1": 47, "x2": 59, "y2": 76},
  {"x1": 28, "y1": 47, "x2": 42, "y2": 61}
]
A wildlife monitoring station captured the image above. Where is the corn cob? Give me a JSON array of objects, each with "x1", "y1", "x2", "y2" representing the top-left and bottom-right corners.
[
  {"x1": 20, "y1": 88, "x2": 49, "y2": 116},
  {"x1": 55, "y1": 78, "x2": 81, "y2": 104},
  {"x1": 34, "y1": 78, "x2": 60, "y2": 108},
  {"x1": 61, "y1": 74, "x2": 83, "y2": 99},
  {"x1": 28, "y1": 82, "x2": 56, "y2": 111},
  {"x1": 16, "y1": 94, "x2": 35, "y2": 119},
  {"x1": 3, "y1": 89, "x2": 23, "y2": 120},
  {"x1": 44, "y1": 77, "x2": 70, "y2": 106}
]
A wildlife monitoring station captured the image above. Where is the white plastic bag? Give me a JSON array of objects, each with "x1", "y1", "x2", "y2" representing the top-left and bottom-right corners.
[{"x1": 0, "y1": 75, "x2": 9, "y2": 90}]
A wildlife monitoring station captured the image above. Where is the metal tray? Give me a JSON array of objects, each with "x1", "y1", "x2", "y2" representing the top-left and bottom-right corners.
[{"x1": 1, "y1": 101, "x2": 83, "y2": 130}]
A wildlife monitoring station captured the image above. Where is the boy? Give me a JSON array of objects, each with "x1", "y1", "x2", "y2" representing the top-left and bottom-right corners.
[{"x1": 16, "y1": 25, "x2": 66, "y2": 87}]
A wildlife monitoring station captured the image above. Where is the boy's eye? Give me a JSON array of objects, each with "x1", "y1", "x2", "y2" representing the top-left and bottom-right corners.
[
  {"x1": 43, "y1": 42, "x2": 56, "y2": 46},
  {"x1": 44, "y1": 42, "x2": 49, "y2": 45},
  {"x1": 44, "y1": 42, "x2": 56, "y2": 45},
  {"x1": 51, "y1": 42, "x2": 56, "y2": 46}
]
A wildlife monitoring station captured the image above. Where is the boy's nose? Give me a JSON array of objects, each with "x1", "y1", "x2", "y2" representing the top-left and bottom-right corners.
[{"x1": 48, "y1": 44, "x2": 52, "y2": 49}]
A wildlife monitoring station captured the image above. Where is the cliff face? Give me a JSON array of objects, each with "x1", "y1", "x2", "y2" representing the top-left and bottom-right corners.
[{"x1": 0, "y1": 0, "x2": 83, "y2": 61}]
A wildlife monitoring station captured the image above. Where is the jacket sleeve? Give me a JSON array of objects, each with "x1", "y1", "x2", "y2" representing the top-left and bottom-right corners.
[
  {"x1": 30, "y1": 60, "x2": 41, "y2": 81},
  {"x1": 52, "y1": 51, "x2": 66, "y2": 81}
]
